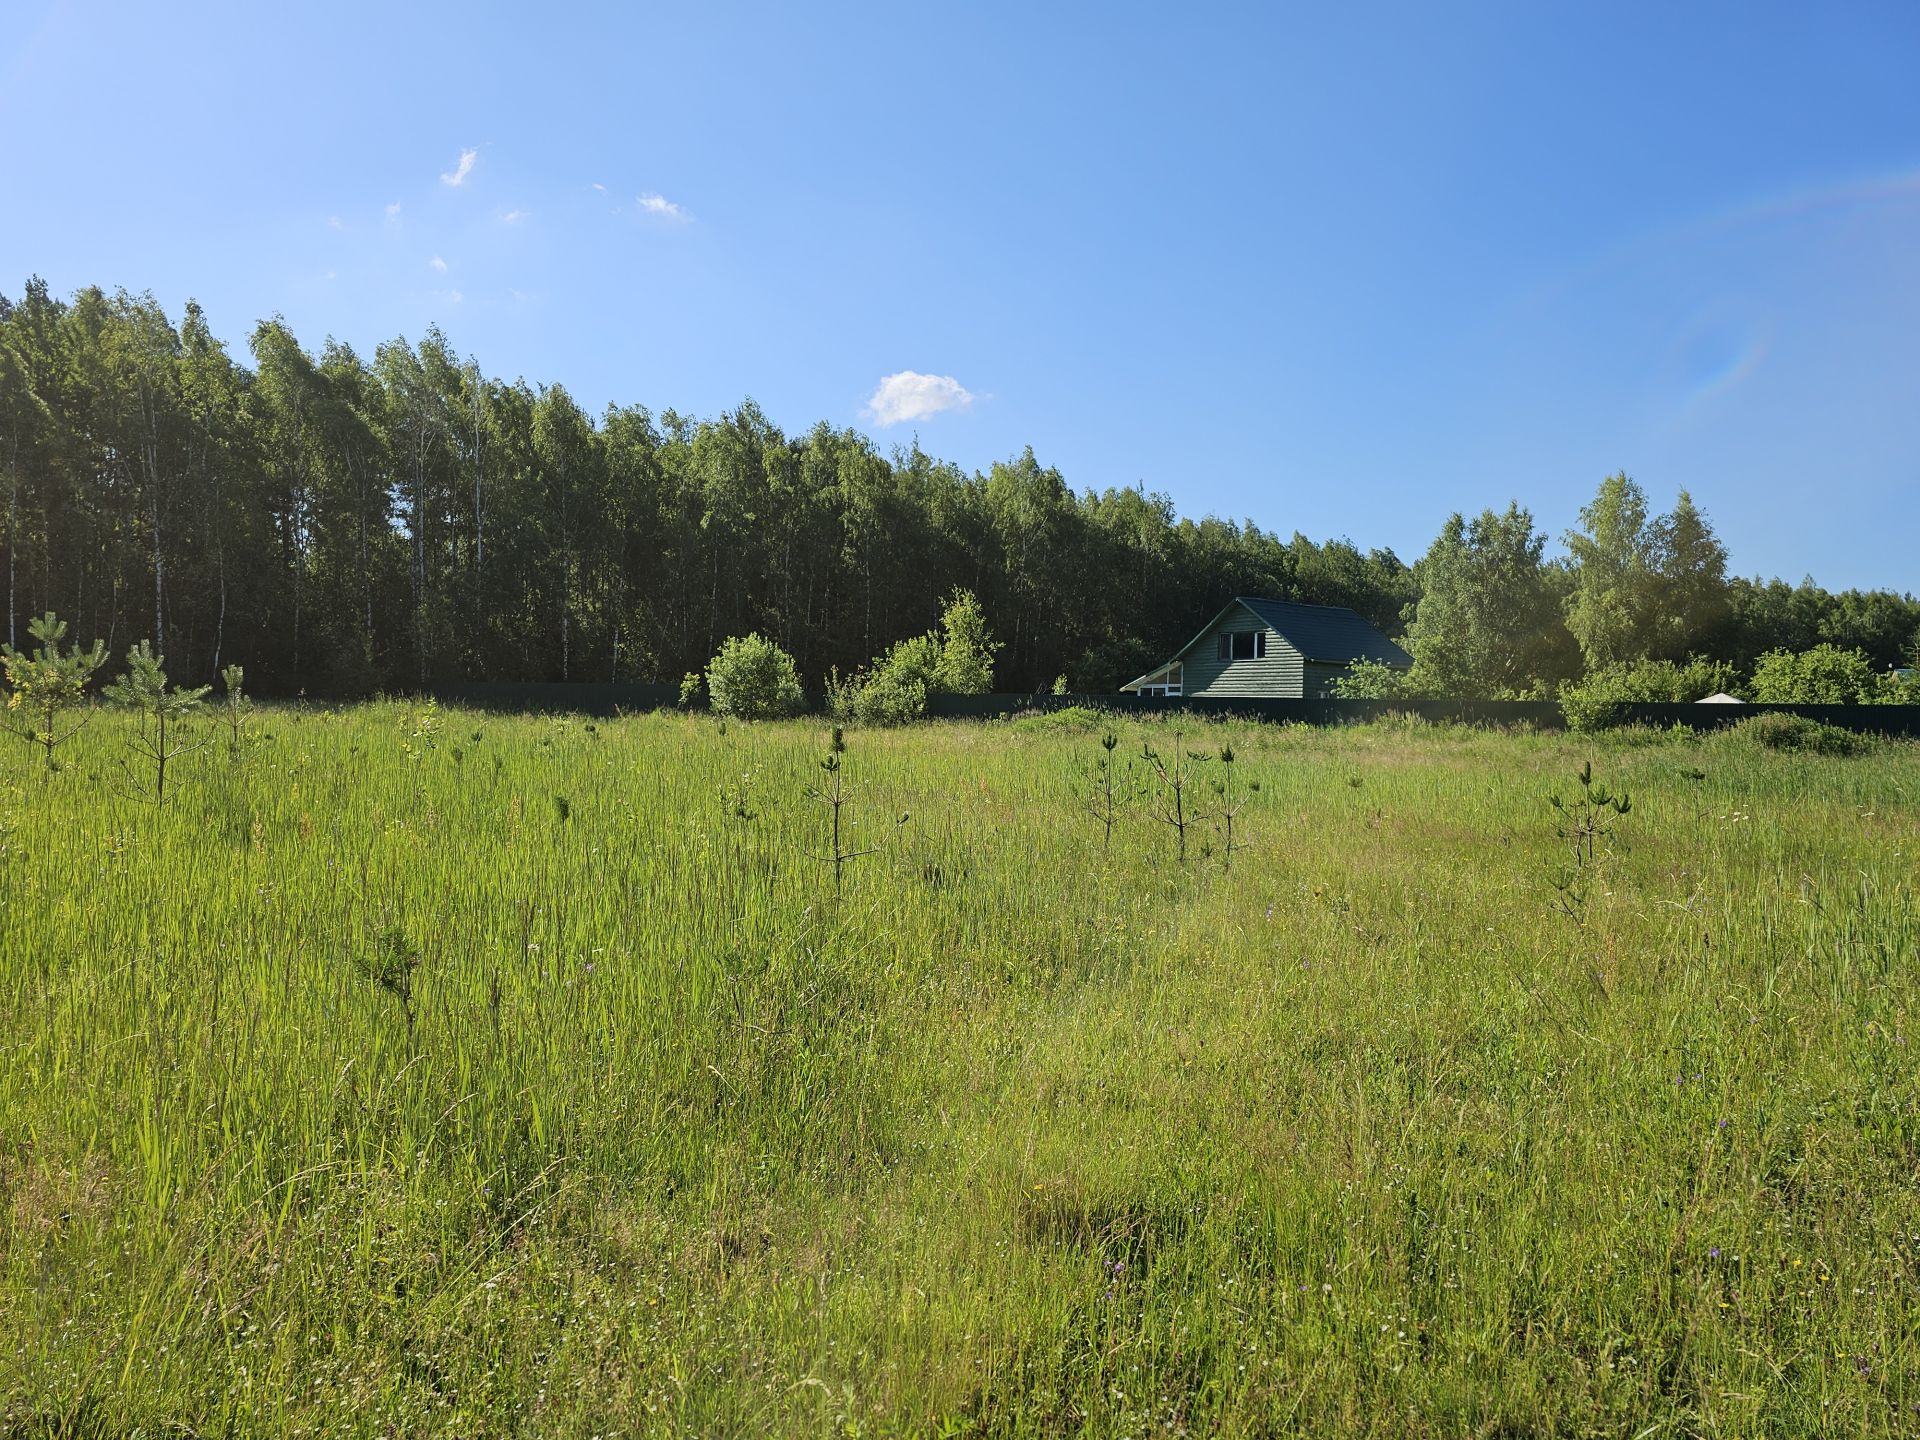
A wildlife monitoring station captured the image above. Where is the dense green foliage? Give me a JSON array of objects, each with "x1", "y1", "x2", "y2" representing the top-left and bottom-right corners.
[
  {"x1": 0, "y1": 280, "x2": 1414, "y2": 696},
  {"x1": 1726, "y1": 711, "x2": 1872, "y2": 757},
  {"x1": 0, "y1": 611, "x2": 106, "y2": 770},
  {"x1": 1555, "y1": 657, "x2": 1739, "y2": 732},
  {"x1": 7, "y1": 281, "x2": 1912, "y2": 705},
  {"x1": 832, "y1": 589, "x2": 1002, "y2": 724},
  {"x1": 3, "y1": 705, "x2": 1918, "y2": 1435},
  {"x1": 703, "y1": 632, "x2": 805, "y2": 720},
  {"x1": 1750, "y1": 643, "x2": 1891, "y2": 705},
  {"x1": 1399, "y1": 479, "x2": 1916, "y2": 702}
]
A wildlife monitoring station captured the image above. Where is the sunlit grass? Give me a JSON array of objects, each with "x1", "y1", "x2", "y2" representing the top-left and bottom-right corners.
[{"x1": 2, "y1": 705, "x2": 1916, "y2": 1436}]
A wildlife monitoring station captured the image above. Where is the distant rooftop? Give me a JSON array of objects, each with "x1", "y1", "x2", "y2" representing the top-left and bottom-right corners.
[{"x1": 1233, "y1": 597, "x2": 1412, "y2": 668}]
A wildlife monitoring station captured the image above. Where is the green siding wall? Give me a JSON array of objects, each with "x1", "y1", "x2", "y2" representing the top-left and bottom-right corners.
[
  {"x1": 1302, "y1": 661, "x2": 1352, "y2": 699},
  {"x1": 1184, "y1": 611, "x2": 1306, "y2": 698}
]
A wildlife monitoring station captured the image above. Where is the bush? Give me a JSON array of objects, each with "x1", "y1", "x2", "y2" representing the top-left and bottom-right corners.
[
  {"x1": 1329, "y1": 658, "x2": 1411, "y2": 700},
  {"x1": 705, "y1": 634, "x2": 805, "y2": 720},
  {"x1": 1008, "y1": 704, "x2": 1109, "y2": 734},
  {"x1": 1722, "y1": 712, "x2": 1869, "y2": 757},
  {"x1": 848, "y1": 635, "x2": 936, "y2": 725},
  {"x1": 1558, "y1": 657, "x2": 1738, "y2": 732},
  {"x1": 1749, "y1": 644, "x2": 1877, "y2": 704},
  {"x1": 833, "y1": 590, "x2": 1000, "y2": 725}
]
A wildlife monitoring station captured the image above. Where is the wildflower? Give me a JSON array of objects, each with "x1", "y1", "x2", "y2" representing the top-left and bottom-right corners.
[{"x1": 1710, "y1": 1247, "x2": 1721, "y2": 1260}]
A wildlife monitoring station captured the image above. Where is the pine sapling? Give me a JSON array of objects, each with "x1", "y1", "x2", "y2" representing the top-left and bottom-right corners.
[
  {"x1": 220, "y1": 663, "x2": 253, "y2": 758},
  {"x1": 0, "y1": 612, "x2": 108, "y2": 774},
  {"x1": 1082, "y1": 729, "x2": 1136, "y2": 853},
  {"x1": 104, "y1": 642, "x2": 212, "y2": 806},
  {"x1": 1209, "y1": 742, "x2": 1258, "y2": 867},
  {"x1": 1546, "y1": 758, "x2": 1632, "y2": 926},
  {"x1": 807, "y1": 726, "x2": 906, "y2": 895},
  {"x1": 1141, "y1": 731, "x2": 1207, "y2": 863},
  {"x1": 358, "y1": 918, "x2": 422, "y2": 1036}
]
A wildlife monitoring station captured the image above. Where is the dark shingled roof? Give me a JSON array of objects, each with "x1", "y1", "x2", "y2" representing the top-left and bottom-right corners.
[{"x1": 1233, "y1": 597, "x2": 1412, "y2": 667}]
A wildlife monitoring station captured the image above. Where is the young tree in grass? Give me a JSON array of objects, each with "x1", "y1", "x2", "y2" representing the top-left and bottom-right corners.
[
  {"x1": 220, "y1": 663, "x2": 252, "y2": 756},
  {"x1": 105, "y1": 641, "x2": 212, "y2": 805},
  {"x1": 0, "y1": 611, "x2": 108, "y2": 772},
  {"x1": 933, "y1": 588, "x2": 1000, "y2": 693}
]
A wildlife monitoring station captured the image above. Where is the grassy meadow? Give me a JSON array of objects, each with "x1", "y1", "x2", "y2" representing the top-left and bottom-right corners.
[{"x1": 2, "y1": 702, "x2": 1918, "y2": 1437}]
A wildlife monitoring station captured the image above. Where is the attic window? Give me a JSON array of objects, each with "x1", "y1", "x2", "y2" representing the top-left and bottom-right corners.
[{"x1": 1217, "y1": 631, "x2": 1266, "y2": 661}]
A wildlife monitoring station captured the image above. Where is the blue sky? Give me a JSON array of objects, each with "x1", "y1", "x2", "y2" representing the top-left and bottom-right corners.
[{"x1": 3, "y1": 1, "x2": 1917, "y2": 591}]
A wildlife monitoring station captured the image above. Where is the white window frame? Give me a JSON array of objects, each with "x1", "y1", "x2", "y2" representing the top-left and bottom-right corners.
[
  {"x1": 1136, "y1": 661, "x2": 1182, "y2": 697},
  {"x1": 1217, "y1": 630, "x2": 1267, "y2": 662}
]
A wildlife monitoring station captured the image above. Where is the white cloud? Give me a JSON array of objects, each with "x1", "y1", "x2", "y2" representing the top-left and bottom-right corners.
[
  {"x1": 385, "y1": 201, "x2": 402, "y2": 221},
  {"x1": 864, "y1": 371, "x2": 976, "y2": 427},
  {"x1": 591, "y1": 182, "x2": 606, "y2": 192},
  {"x1": 502, "y1": 208, "x2": 527, "y2": 223},
  {"x1": 441, "y1": 147, "x2": 478, "y2": 187},
  {"x1": 437, "y1": 289, "x2": 464, "y2": 305},
  {"x1": 429, "y1": 255, "x2": 448, "y2": 273},
  {"x1": 637, "y1": 191, "x2": 689, "y2": 220},
  {"x1": 326, "y1": 215, "x2": 344, "y2": 230}
]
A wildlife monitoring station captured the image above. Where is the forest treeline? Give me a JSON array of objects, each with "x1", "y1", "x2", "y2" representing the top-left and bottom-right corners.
[{"x1": 1, "y1": 278, "x2": 1915, "y2": 697}]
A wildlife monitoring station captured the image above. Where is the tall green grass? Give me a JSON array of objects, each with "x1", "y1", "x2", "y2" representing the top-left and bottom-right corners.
[{"x1": 1, "y1": 705, "x2": 1916, "y2": 1436}]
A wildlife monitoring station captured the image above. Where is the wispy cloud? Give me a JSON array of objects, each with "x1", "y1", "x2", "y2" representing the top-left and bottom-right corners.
[
  {"x1": 385, "y1": 201, "x2": 402, "y2": 222},
  {"x1": 441, "y1": 147, "x2": 478, "y2": 187},
  {"x1": 434, "y1": 288, "x2": 464, "y2": 306},
  {"x1": 864, "y1": 372, "x2": 976, "y2": 427},
  {"x1": 591, "y1": 182, "x2": 606, "y2": 192},
  {"x1": 502, "y1": 208, "x2": 528, "y2": 223},
  {"x1": 326, "y1": 215, "x2": 345, "y2": 231},
  {"x1": 429, "y1": 255, "x2": 448, "y2": 273},
  {"x1": 637, "y1": 191, "x2": 690, "y2": 220}
]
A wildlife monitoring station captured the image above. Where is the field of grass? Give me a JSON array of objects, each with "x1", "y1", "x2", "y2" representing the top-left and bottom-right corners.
[{"x1": 2, "y1": 703, "x2": 1917, "y2": 1437}]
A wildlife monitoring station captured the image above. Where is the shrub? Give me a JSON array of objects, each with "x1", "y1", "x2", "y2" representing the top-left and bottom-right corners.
[
  {"x1": 848, "y1": 635, "x2": 936, "y2": 725},
  {"x1": 1873, "y1": 667, "x2": 1920, "y2": 704},
  {"x1": 834, "y1": 590, "x2": 1000, "y2": 725},
  {"x1": 1722, "y1": 712, "x2": 1869, "y2": 757},
  {"x1": 1009, "y1": 705, "x2": 1109, "y2": 734},
  {"x1": 1558, "y1": 657, "x2": 1738, "y2": 732},
  {"x1": 705, "y1": 634, "x2": 805, "y2": 720},
  {"x1": 1329, "y1": 658, "x2": 1411, "y2": 700},
  {"x1": 1749, "y1": 644, "x2": 1877, "y2": 704}
]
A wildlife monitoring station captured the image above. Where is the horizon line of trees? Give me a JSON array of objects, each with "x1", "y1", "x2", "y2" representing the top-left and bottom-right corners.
[{"x1": 2, "y1": 278, "x2": 1915, "y2": 701}]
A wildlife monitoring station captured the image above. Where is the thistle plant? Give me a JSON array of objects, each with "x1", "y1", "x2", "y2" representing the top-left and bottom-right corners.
[
  {"x1": 1546, "y1": 758, "x2": 1632, "y2": 925},
  {"x1": 0, "y1": 612, "x2": 108, "y2": 774},
  {"x1": 104, "y1": 642, "x2": 212, "y2": 807},
  {"x1": 1141, "y1": 731, "x2": 1206, "y2": 863},
  {"x1": 807, "y1": 726, "x2": 906, "y2": 895}
]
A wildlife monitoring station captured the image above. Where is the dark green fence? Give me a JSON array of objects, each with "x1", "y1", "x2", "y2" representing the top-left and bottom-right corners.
[
  {"x1": 925, "y1": 692, "x2": 1920, "y2": 737},
  {"x1": 392, "y1": 682, "x2": 1920, "y2": 736}
]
